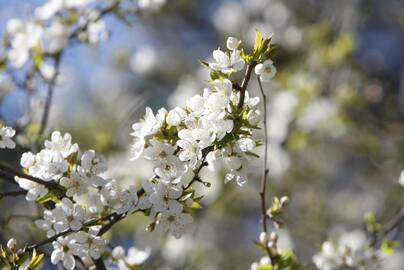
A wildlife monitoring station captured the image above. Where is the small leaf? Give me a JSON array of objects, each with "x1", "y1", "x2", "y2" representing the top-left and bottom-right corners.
[
  {"x1": 255, "y1": 30, "x2": 264, "y2": 51},
  {"x1": 381, "y1": 241, "x2": 400, "y2": 256},
  {"x1": 191, "y1": 201, "x2": 202, "y2": 209}
]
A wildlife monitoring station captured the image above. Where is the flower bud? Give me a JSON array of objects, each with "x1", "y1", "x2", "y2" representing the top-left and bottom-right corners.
[
  {"x1": 112, "y1": 246, "x2": 125, "y2": 260},
  {"x1": 7, "y1": 238, "x2": 17, "y2": 250},
  {"x1": 280, "y1": 196, "x2": 289, "y2": 207},
  {"x1": 259, "y1": 232, "x2": 269, "y2": 245},
  {"x1": 225, "y1": 156, "x2": 242, "y2": 171},
  {"x1": 254, "y1": 63, "x2": 265, "y2": 75},
  {"x1": 247, "y1": 109, "x2": 262, "y2": 126},
  {"x1": 226, "y1": 37, "x2": 240, "y2": 50},
  {"x1": 270, "y1": 232, "x2": 278, "y2": 242},
  {"x1": 268, "y1": 241, "x2": 276, "y2": 249}
]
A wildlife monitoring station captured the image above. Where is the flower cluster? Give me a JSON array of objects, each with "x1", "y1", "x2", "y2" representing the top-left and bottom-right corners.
[
  {"x1": 4, "y1": 0, "x2": 110, "y2": 70},
  {"x1": 129, "y1": 36, "x2": 274, "y2": 238},
  {"x1": 16, "y1": 131, "x2": 142, "y2": 269},
  {"x1": 312, "y1": 230, "x2": 381, "y2": 270},
  {"x1": 0, "y1": 238, "x2": 44, "y2": 270},
  {"x1": 1, "y1": 0, "x2": 167, "y2": 98},
  {"x1": 3, "y1": 31, "x2": 278, "y2": 270}
]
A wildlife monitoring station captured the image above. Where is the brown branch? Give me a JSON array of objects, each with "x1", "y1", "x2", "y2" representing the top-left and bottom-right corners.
[
  {"x1": 237, "y1": 62, "x2": 256, "y2": 109},
  {"x1": 0, "y1": 190, "x2": 27, "y2": 199},
  {"x1": 26, "y1": 214, "x2": 114, "y2": 251},
  {"x1": 92, "y1": 258, "x2": 107, "y2": 270},
  {"x1": 38, "y1": 54, "x2": 61, "y2": 137},
  {"x1": 372, "y1": 207, "x2": 404, "y2": 247},
  {"x1": 38, "y1": 1, "x2": 120, "y2": 140},
  {"x1": 0, "y1": 162, "x2": 58, "y2": 188},
  {"x1": 257, "y1": 76, "x2": 269, "y2": 236}
]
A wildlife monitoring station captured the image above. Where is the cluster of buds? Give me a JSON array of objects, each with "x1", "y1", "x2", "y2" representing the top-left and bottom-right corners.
[{"x1": 0, "y1": 238, "x2": 44, "y2": 270}]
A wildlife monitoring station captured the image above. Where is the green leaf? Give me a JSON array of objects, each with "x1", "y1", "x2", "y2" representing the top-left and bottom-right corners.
[
  {"x1": 255, "y1": 30, "x2": 264, "y2": 51},
  {"x1": 365, "y1": 212, "x2": 381, "y2": 233},
  {"x1": 29, "y1": 251, "x2": 44, "y2": 270},
  {"x1": 245, "y1": 151, "x2": 260, "y2": 158},
  {"x1": 381, "y1": 241, "x2": 400, "y2": 256},
  {"x1": 210, "y1": 69, "x2": 228, "y2": 80},
  {"x1": 191, "y1": 201, "x2": 202, "y2": 209}
]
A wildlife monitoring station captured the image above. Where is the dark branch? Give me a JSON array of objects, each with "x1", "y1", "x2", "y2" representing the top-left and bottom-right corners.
[
  {"x1": 0, "y1": 162, "x2": 58, "y2": 188},
  {"x1": 0, "y1": 190, "x2": 27, "y2": 199},
  {"x1": 372, "y1": 207, "x2": 404, "y2": 247},
  {"x1": 38, "y1": 54, "x2": 62, "y2": 137},
  {"x1": 237, "y1": 62, "x2": 256, "y2": 109}
]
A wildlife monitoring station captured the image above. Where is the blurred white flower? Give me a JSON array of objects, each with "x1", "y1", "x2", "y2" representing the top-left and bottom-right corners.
[
  {"x1": 398, "y1": 171, "x2": 404, "y2": 186},
  {"x1": 44, "y1": 20, "x2": 69, "y2": 53},
  {"x1": 113, "y1": 245, "x2": 151, "y2": 269},
  {"x1": 255, "y1": 59, "x2": 277, "y2": 82},
  {"x1": 138, "y1": 0, "x2": 166, "y2": 11},
  {"x1": 213, "y1": 2, "x2": 247, "y2": 34},
  {"x1": 297, "y1": 98, "x2": 343, "y2": 135},
  {"x1": 130, "y1": 45, "x2": 158, "y2": 74},
  {"x1": 313, "y1": 230, "x2": 379, "y2": 270},
  {"x1": 0, "y1": 126, "x2": 16, "y2": 149}
]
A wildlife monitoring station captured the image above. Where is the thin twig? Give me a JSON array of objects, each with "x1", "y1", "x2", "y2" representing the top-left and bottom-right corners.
[
  {"x1": 257, "y1": 76, "x2": 269, "y2": 235},
  {"x1": 38, "y1": 54, "x2": 61, "y2": 137},
  {"x1": 237, "y1": 62, "x2": 256, "y2": 109},
  {"x1": 372, "y1": 207, "x2": 404, "y2": 247},
  {"x1": 0, "y1": 190, "x2": 27, "y2": 199},
  {"x1": 26, "y1": 214, "x2": 114, "y2": 251},
  {"x1": 37, "y1": 1, "x2": 120, "y2": 140},
  {"x1": 0, "y1": 162, "x2": 57, "y2": 188},
  {"x1": 92, "y1": 258, "x2": 107, "y2": 270}
]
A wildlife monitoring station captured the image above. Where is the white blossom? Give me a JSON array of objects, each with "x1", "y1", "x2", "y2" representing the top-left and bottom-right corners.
[
  {"x1": 131, "y1": 107, "x2": 166, "y2": 160},
  {"x1": 147, "y1": 181, "x2": 182, "y2": 213},
  {"x1": 255, "y1": 59, "x2": 277, "y2": 82},
  {"x1": 51, "y1": 236, "x2": 85, "y2": 270},
  {"x1": 6, "y1": 238, "x2": 17, "y2": 250},
  {"x1": 251, "y1": 256, "x2": 272, "y2": 270},
  {"x1": 60, "y1": 172, "x2": 88, "y2": 197},
  {"x1": 0, "y1": 126, "x2": 16, "y2": 149},
  {"x1": 44, "y1": 20, "x2": 69, "y2": 53},
  {"x1": 158, "y1": 204, "x2": 193, "y2": 238},
  {"x1": 166, "y1": 107, "x2": 186, "y2": 126},
  {"x1": 209, "y1": 48, "x2": 245, "y2": 74},
  {"x1": 15, "y1": 176, "x2": 48, "y2": 201},
  {"x1": 44, "y1": 131, "x2": 79, "y2": 158},
  {"x1": 313, "y1": 230, "x2": 380, "y2": 270}
]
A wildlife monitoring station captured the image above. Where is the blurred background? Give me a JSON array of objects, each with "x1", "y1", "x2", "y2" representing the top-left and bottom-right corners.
[{"x1": 1, "y1": 0, "x2": 404, "y2": 269}]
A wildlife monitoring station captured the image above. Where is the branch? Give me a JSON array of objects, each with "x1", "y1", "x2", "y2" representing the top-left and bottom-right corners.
[
  {"x1": 92, "y1": 258, "x2": 107, "y2": 270},
  {"x1": 237, "y1": 62, "x2": 256, "y2": 109},
  {"x1": 372, "y1": 207, "x2": 404, "y2": 247},
  {"x1": 257, "y1": 76, "x2": 270, "y2": 236},
  {"x1": 37, "y1": 1, "x2": 120, "y2": 139},
  {"x1": 0, "y1": 162, "x2": 58, "y2": 188},
  {"x1": 26, "y1": 214, "x2": 114, "y2": 251},
  {"x1": 38, "y1": 54, "x2": 62, "y2": 137},
  {"x1": 0, "y1": 190, "x2": 27, "y2": 199}
]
